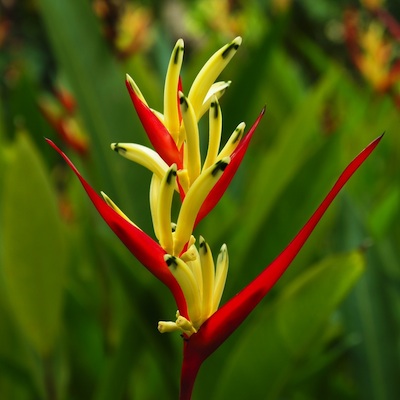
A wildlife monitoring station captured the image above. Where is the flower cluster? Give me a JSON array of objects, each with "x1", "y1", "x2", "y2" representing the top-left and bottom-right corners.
[
  {"x1": 39, "y1": 83, "x2": 89, "y2": 156},
  {"x1": 48, "y1": 37, "x2": 381, "y2": 399},
  {"x1": 110, "y1": 37, "x2": 265, "y2": 335},
  {"x1": 344, "y1": 4, "x2": 400, "y2": 99}
]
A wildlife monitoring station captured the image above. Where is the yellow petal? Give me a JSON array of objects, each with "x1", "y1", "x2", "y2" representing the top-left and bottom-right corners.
[
  {"x1": 212, "y1": 244, "x2": 229, "y2": 313},
  {"x1": 164, "y1": 39, "x2": 184, "y2": 141},
  {"x1": 111, "y1": 143, "x2": 168, "y2": 180},
  {"x1": 179, "y1": 93, "x2": 201, "y2": 184},
  {"x1": 157, "y1": 164, "x2": 177, "y2": 254},
  {"x1": 217, "y1": 122, "x2": 245, "y2": 160},
  {"x1": 199, "y1": 80, "x2": 231, "y2": 119},
  {"x1": 203, "y1": 97, "x2": 222, "y2": 171},
  {"x1": 188, "y1": 37, "x2": 242, "y2": 119},
  {"x1": 199, "y1": 236, "x2": 215, "y2": 319},
  {"x1": 173, "y1": 157, "x2": 230, "y2": 256},
  {"x1": 164, "y1": 255, "x2": 202, "y2": 326}
]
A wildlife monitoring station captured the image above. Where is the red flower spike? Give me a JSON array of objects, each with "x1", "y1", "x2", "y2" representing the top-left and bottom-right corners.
[
  {"x1": 194, "y1": 107, "x2": 266, "y2": 226},
  {"x1": 54, "y1": 86, "x2": 77, "y2": 114},
  {"x1": 57, "y1": 120, "x2": 89, "y2": 157},
  {"x1": 125, "y1": 78, "x2": 183, "y2": 168},
  {"x1": 39, "y1": 101, "x2": 89, "y2": 157},
  {"x1": 46, "y1": 139, "x2": 188, "y2": 318},
  {"x1": 179, "y1": 134, "x2": 383, "y2": 399}
]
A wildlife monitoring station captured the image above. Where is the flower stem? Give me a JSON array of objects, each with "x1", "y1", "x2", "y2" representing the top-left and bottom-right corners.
[{"x1": 180, "y1": 342, "x2": 202, "y2": 400}]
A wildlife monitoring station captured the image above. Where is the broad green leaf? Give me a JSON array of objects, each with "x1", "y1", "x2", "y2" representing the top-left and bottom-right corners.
[
  {"x1": 276, "y1": 252, "x2": 364, "y2": 354},
  {"x1": 0, "y1": 290, "x2": 45, "y2": 399},
  {"x1": 334, "y1": 197, "x2": 400, "y2": 400},
  {"x1": 1, "y1": 133, "x2": 67, "y2": 355},
  {"x1": 209, "y1": 251, "x2": 364, "y2": 400}
]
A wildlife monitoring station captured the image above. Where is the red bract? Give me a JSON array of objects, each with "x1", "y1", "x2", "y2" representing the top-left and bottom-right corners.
[
  {"x1": 125, "y1": 77, "x2": 183, "y2": 168},
  {"x1": 46, "y1": 139, "x2": 188, "y2": 318},
  {"x1": 53, "y1": 86, "x2": 77, "y2": 113},
  {"x1": 344, "y1": 7, "x2": 400, "y2": 96},
  {"x1": 39, "y1": 99, "x2": 88, "y2": 157},
  {"x1": 179, "y1": 134, "x2": 383, "y2": 400}
]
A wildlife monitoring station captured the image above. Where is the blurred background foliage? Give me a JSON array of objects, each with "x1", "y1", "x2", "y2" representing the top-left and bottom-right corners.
[{"x1": 0, "y1": 0, "x2": 399, "y2": 399}]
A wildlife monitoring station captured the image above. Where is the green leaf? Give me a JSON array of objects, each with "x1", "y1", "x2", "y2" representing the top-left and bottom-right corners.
[
  {"x1": 222, "y1": 67, "x2": 341, "y2": 269},
  {"x1": 1, "y1": 133, "x2": 67, "y2": 355},
  {"x1": 368, "y1": 187, "x2": 400, "y2": 239},
  {"x1": 209, "y1": 251, "x2": 364, "y2": 400},
  {"x1": 0, "y1": 290, "x2": 45, "y2": 399},
  {"x1": 334, "y1": 197, "x2": 400, "y2": 400},
  {"x1": 277, "y1": 252, "x2": 364, "y2": 354}
]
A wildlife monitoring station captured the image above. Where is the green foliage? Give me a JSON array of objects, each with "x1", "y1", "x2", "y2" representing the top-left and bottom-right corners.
[
  {"x1": 1, "y1": 0, "x2": 399, "y2": 399},
  {"x1": 211, "y1": 251, "x2": 365, "y2": 400}
]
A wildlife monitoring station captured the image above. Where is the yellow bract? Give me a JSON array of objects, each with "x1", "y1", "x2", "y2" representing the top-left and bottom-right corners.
[{"x1": 158, "y1": 237, "x2": 229, "y2": 335}]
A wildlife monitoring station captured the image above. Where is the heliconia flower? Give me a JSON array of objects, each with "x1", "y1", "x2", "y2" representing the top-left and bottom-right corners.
[
  {"x1": 344, "y1": 8, "x2": 400, "y2": 95},
  {"x1": 48, "y1": 132, "x2": 382, "y2": 399},
  {"x1": 53, "y1": 85, "x2": 77, "y2": 114},
  {"x1": 48, "y1": 39, "x2": 255, "y2": 341},
  {"x1": 47, "y1": 38, "x2": 382, "y2": 400},
  {"x1": 39, "y1": 88, "x2": 88, "y2": 156},
  {"x1": 47, "y1": 136, "x2": 234, "y2": 329}
]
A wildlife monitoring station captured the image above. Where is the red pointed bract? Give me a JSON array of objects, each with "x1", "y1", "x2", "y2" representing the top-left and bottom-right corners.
[
  {"x1": 125, "y1": 79, "x2": 183, "y2": 169},
  {"x1": 194, "y1": 107, "x2": 266, "y2": 226},
  {"x1": 46, "y1": 139, "x2": 188, "y2": 317},
  {"x1": 38, "y1": 104, "x2": 88, "y2": 156},
  {"x1": 180, "y1": 134, "x2": 383, "y2": 398}
]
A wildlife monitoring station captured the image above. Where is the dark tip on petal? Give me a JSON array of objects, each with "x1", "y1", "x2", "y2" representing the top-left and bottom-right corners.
[
  {"x1": 199, "y1": 238, "x2": 208, "y2": 253},
  {"x1": 211, "y1": 159, "x2": 229, "y2": 176},
  {"x1": 166, "y1": 168, "x2": 177, "y2": 184},
  {"x1": 210, "y1": 101, "x2": 219, "y2": 119},
  {"x1": 233, "y1": 128, "x2": 242, "y2": 144},
  {"x1": 179, "y1": 95, "x2": 189, "y2": 111},
  {"x1": 222, "y1": 42, "x2": 240, "y2": 59},
  {"x1": 213, "y1": 102, "x2": 219, "y2": 119},
  {"x1": 113, "y1": 143, "x2": 126, "y2": 154},
  {"x1": 173, "y1": 45, "x2": 183, "y2": 64},
  {"x1": 165, "y1": 255, "x2": 178, "y2": 268}
]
